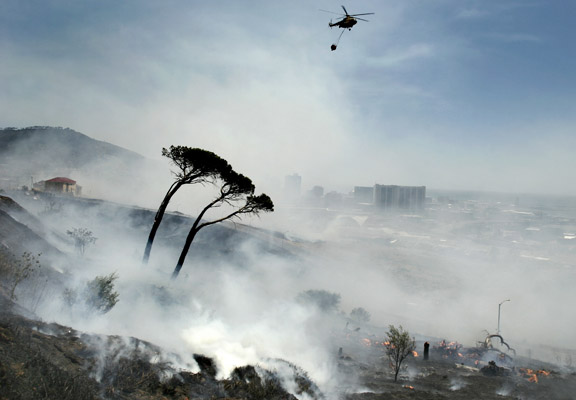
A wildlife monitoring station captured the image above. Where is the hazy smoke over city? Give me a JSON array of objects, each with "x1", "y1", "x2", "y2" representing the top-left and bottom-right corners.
[
  {"x1": 1, "y1": 0, "x2": 576, "y2": 398},
  {"x1": 2, "y1": 1, "x2": 576, "y2": 196}
]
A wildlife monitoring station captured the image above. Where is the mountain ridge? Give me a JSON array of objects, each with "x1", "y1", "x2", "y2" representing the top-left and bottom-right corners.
[
  {"x1": 0, "y1": 126, "x2": 162, "y2": 205},
  {"x1": 0, "y1": 126, "x2": 145, "y2": 169}
]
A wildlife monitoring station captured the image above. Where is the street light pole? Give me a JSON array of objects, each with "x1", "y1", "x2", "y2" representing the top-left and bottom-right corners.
[{"x1": 497, "y1": 299, "x2": 510, "y2": 335}]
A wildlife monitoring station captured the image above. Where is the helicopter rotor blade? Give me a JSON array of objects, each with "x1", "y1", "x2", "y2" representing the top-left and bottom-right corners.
[
  {"x1": 349, "y1": 13, "x2": 375, "y2": 16},
  {"x1": 341, "y1": 5, "x2": 349, "y2": 15},
  {"x1": 319, "y1": 9, "x2": 345, "y2": 16},
  {"x1": 355, "y1": 17, "x2": 370, "y2": 22}
]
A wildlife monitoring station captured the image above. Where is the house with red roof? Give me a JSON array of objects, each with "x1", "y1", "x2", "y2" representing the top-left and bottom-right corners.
[{"x1": 33, "y1": 177, "x2": 81, "y2": 196}]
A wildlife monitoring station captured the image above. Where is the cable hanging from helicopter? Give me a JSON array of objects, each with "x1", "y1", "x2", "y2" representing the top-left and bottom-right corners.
[
  {"x1": 320, "y1": 5, "x2": 374, "y2": 51},
  {"x1": 331, "y1": 30, "x2": 345, "y2": 51}
]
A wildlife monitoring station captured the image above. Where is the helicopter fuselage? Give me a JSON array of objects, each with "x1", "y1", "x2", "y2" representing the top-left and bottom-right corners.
[{"x1": 330, "y1": 16, "x2": 357, "y2": 29}]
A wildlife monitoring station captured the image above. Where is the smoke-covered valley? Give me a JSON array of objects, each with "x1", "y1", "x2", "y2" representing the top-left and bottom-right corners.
[{"x1": 1, "y1": 127, "x2": 576, "y2": 399}]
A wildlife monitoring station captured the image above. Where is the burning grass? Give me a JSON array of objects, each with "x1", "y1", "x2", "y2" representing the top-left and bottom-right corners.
[{"x1": 518, "y1": 368, "x2": 552, "y2": 383}]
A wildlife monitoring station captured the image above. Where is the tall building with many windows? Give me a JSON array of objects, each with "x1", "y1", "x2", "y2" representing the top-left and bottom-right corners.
[
  {"x1": 373, "y1": 184, "x2": 425, "y2": 211},
  {"x1": 353, "y1": 186, "x2": 374, "y2": 204}
]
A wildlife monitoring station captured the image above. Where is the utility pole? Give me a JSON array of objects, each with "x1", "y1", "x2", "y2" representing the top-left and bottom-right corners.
[{"x1": 497, "y1": 299, "x2": 510, "y2": 335}]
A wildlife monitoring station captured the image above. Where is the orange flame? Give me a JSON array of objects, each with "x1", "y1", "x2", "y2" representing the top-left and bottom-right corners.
[
  {"x1": 412, "y1": 351, "x2": 419, "y2": 357},
  {"x1": 538, "y1": 369, "x2": 551, "y2": 376},
  {"x1": 403, "y1": 385, "x2": 414, "y2": 390},
  {"x1": 519, "y1": 368, "x2": 550, "y2": 383}
]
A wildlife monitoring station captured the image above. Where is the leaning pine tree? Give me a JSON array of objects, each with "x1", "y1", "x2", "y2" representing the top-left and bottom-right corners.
[
  {"x1": 142, "y1": 146, "x2": 230, "y2": 265},
  {"x1": 171, "y1": 166, "x2": 274, "y2": 279}
]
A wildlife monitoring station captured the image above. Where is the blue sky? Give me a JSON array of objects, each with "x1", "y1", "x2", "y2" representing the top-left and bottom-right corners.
[{"x1": 1, "y1": 0, "x2": 575, "y2": 196}]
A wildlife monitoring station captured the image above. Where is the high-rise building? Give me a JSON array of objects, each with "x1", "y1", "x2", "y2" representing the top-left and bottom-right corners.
[
  {"x1": 353, "y1": 186, "x2": 374, "y2": 204},
  {"x1": 373, "y1": 185, "x2": 425, "y2": 211}
]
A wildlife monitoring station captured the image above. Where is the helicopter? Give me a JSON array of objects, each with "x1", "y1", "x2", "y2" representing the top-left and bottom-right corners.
[
  {"x1": 320, "y1": 6, "x2": 374, "y2": 50},
  {"x1": 322, "y1": 5, "x2": 374, "y2": 31}
]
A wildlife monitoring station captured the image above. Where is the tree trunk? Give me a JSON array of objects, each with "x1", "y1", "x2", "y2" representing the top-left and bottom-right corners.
[
  {"x1": 142, "y1": 182, "x2": 181, "y2": 265},
  {"x1": 171, "y1": 228, "x2": 199, "y2": 279}
]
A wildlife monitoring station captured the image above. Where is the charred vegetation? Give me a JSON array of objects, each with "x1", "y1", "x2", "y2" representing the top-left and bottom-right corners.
[{"x1": 0, "y1": 293, "x2": 322, "y2": 400}]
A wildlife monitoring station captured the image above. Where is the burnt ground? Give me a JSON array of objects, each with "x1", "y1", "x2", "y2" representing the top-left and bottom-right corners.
[
  {"x1": 2, "y1": 293, "x2": 576, "y2": 400},
  {"x1": 0, "y1": 193, "x2": 313, "y2": 400},
  {"x1": 2, "y1": 193, "x2": 576, "y2": 399},
  {"x1": 0, "y1": 293, "x2": 319, "y2": 400},
  {"x1": 334, "y1": 331, "x2": 576, "y2": 400}
]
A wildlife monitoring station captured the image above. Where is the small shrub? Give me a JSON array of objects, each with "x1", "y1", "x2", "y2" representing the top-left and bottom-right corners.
[
  {"x1": 0, "y1": 250, "x2": 42, "y2": 301},
  {"x1": 385, "y1": 325, "x2": 415, "y2": 382},
  {"x1": 66, "y1": 228, "x2": 97, "y2": 256},
  {"x1": 85, "y1": 273, "x2": 119, "y2": 313},
  {"x1": 64, "y1": 273, "x2": 119, "y2": 315}
]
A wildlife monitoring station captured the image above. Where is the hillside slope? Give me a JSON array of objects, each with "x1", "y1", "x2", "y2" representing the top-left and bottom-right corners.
[
  {"x1": 0, "y1": 195, "x2": 65, "y2": 259},
  {"x1": 0, "y1": 291, "x2": 315, "y2": 400},
  {"x1": 0, "y1": 126, "x2": 165, "y2": 204},
  {"x1": 0, "y1": 126, "x2": 144, "y2": 169},
  {"x1": 0, "y1": 194, "x2": 318, "y2": 399}
]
